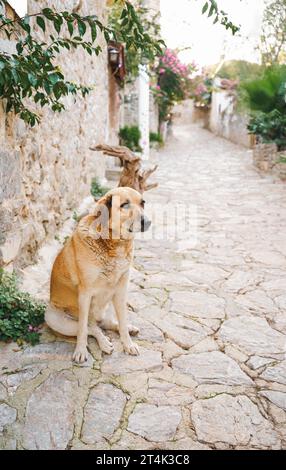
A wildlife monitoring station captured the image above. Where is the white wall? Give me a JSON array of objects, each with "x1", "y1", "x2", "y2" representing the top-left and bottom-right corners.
[{"x1": 210, "y1": 89, "x2": 251, "y2": 148}]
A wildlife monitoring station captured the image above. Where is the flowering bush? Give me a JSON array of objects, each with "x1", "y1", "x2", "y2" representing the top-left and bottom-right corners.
[
  {"x1": 151, "y1": 49, "x2": 196, "y2": 122},
  {"x1": 191, "y1": 74, "x2": 214, "y2": 108},
  {"x1": 0, "y1": 270, "x2": 45, "y2": 345}
]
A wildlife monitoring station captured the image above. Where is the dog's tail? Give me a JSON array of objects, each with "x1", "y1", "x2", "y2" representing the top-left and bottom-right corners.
[{"x1": 45, "y1": 304, "x2": 78, "y2": 337}]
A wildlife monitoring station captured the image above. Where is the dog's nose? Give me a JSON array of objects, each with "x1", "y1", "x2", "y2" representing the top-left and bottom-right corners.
[{"x1": 141, "y1": 215, "x2": 151, "y2": 232}]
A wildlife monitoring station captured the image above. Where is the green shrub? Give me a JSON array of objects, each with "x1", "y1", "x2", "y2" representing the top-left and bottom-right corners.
[
  {"x1": 90, "y1": 177, "x2": 109, "y2": 200},
  {"x1": 149, "y1": 131, "x2": 163, "y2": 144},
  {"x1": 240, "y1": 65, "x2": 286, "y2": 114},
  {"x1": 119, "y1": 126, "x2": 142, "y2": 152},
  {"x1": 0, "y1": 270, "x2": 45, "y2": 345},
  {"x1": 240, "y1": 65, "x2": 286, "y2": 150},
  {"x1": 247, "y1": 110, "x2": 286, "y2": 150}
]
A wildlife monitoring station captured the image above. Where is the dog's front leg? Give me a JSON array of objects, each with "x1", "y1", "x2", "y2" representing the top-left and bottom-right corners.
[
  {"x1": 112, "y1": 274, "x2": 139, "y2": 356},
  {"x1": 73, "y1": 290, "x2": 91, "y2": 363}
]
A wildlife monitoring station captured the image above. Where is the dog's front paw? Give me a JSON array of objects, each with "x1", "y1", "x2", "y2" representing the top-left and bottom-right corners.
[
  {"x1": 98, "y1": 335, "x2": 114, "y2": 355},
  {"x1": 123, "y1": 340, "x2": 139, "y2": 356},
  {"x1": 73, "y1": 344, "x2": 88, "y2": 363}
]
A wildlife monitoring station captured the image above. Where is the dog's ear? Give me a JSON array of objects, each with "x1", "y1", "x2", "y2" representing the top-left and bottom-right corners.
[
  {"x1": 88, "y1": 194, "x2": 112, "y2": 238},
  {"x1": 97, "y1": 193, "x2": 112, "y2": 211},
  {"x1": 98, "y1": 193, "x2": 120, "y2": 214},
  {"x1": 104, "y1": 194, "x2": 112, "y2": 210}
]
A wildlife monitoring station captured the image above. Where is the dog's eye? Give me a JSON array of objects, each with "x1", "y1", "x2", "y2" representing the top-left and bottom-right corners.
[
  {"x1": 141, "y1": 200, "x2": 145, "y2": 208},
  {"x1": 120, "y1": 201, "x2": 130, "y2": 209}
]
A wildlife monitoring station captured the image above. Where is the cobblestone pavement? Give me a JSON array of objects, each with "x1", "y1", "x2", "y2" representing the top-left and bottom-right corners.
[{"x1": 1, "y1": 123, "x2": 286, "y2": 450}]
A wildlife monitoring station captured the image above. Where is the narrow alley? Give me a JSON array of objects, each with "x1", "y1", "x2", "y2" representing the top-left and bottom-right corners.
[{"x1": 1, "y1": 122, "x2": 286, "y2": 450}]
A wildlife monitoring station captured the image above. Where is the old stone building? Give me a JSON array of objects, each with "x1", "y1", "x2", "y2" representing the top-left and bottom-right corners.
[{"x1": 0, "y1": 0, "x2": 116, "y2": 269}]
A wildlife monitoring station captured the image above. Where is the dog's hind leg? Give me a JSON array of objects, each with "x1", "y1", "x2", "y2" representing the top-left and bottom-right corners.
[
  {"x1": 45, "y1": 304, "x2": 113, "y2": 354},
  {"x1": 45, "y1": 304, "x2": 78, "y2": 336}
]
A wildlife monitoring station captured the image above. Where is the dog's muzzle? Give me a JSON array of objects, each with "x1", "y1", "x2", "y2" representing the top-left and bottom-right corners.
[{"x1": 141, "y1": 215, "x2": 151, "y2": 232}]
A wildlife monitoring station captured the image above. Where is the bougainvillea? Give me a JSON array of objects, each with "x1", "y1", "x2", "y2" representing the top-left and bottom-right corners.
[
  {"x1": 151, "y1": 49, "x2": 196, "y2": 123},
  {"x1": 191, "y1": 73, "x2": 214, "y2": 108}
]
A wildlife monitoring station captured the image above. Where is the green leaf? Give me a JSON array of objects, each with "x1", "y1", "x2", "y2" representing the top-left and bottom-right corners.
[
  {"x1": 121, "y1": 17, "x2": 129, "y2": 27},
  {"x1": 36, "y1": 16, "x2": 46, "y2": 32},
  {"x1": 78, "y1": 19, "x2": 86, "y2": 37},
  {"x1": 16, "y1": 42, "x2": 23, "y2": 54},
  {"x1": 42, "y1": 8, "x2": 54, "y2": 20},
  {"x1": 48, "y1": 73, "x2": 60, "y2": 85},
  {"x1": 11, "y1": 68, "x2": 19, "y2": 82},
  {"x1": 34, "y1": 92, "x2": 43, "y2": 103},
  {"x1": 67, "y1": 21, "x2": 73, "y2": 36},
  {"x1": 202, "y1": 2, "x2": 209, "y2": 14},
  {"x1": 43, "y1": 80, "x2": 52, "y2": 95},
  {"x1": 104, "y1": 30, "x2": 110, "y2": 42},
  {"x1": 208, "y1": 5, "x2": 215, "y2": 17},
  {"x1": 90, "y1": 23, "x2": 97, "y2": 42},
  {"x1": 28, "y1": 73, "x2": 38, "y2": 86},
  {"x1": 53, "y1": 17, "x2": 63, "y2": 34},
  {"x1": 120, "y1": 8, "x2": 128, "y2": 19}
]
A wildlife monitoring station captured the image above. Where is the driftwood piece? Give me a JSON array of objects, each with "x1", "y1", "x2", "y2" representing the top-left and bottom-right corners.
[{"x1": 90, "y1": 144, "x2": 158, "y2": 194}]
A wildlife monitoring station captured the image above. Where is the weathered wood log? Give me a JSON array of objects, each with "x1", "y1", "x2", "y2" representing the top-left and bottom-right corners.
[{"x1": 90, "y1": 143, "x2": 158, "y2": 194}]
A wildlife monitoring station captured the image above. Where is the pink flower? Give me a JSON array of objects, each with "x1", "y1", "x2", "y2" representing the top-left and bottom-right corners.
[
  {"x1": 159, "y1": 68, "x2": 165, "y2": 74},
  {"x1": 156, "y1": 85, "x2": 161, "y2": 90},
  {"x1": 195, "y1": 84, "x2": 207, "y2": 96},
  {"x1": 28, "y1": 324, "x2": 40, "y2": 332}
]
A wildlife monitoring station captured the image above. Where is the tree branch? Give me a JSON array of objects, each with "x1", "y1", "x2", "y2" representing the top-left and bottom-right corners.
[{"x1": 90, "y1": 144, "x2": 158, "y2": 193}]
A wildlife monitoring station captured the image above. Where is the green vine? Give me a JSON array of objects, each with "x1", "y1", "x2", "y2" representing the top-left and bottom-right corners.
[
  {"x1": 0, "y1": 0, "x2": 164, "y2": 126},
  {"x1": 109, "y1": 2, "x2": 163, "y2": 82}
]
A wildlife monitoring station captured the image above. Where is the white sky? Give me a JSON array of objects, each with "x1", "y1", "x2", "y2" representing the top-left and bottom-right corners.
[
  {"x1": 9, "y1": 0, "x2": 265, "y2": 66},
  {"x1": 160, "y1": 0, "x2": 266, "y2": 66}
]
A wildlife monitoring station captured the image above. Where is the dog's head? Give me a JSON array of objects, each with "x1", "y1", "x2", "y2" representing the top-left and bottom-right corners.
[{"x1": 95, "y1": 187, "x2": 151, "y2": 240}]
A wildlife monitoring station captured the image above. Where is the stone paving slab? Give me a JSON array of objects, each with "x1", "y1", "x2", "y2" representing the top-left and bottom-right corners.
[{"x1": 1, "y1": 123, "x2": 286, "y2": 449}]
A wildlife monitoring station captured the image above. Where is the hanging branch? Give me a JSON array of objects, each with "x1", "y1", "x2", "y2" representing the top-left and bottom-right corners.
[
  {"x1": 0, "y1": 0, "x2": 165, "y2": 126},
  {"x1": 90, "y1": 144, "x2": 158, "y2": 193}
]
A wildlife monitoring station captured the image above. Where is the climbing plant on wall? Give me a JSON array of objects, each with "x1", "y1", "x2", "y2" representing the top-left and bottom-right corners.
[
  {"x1": 108, "y1": 1, "x2": 162, "y2": 82},
  {"x1": 0, "y1": 0, "x2": 164, "y2": 126}
]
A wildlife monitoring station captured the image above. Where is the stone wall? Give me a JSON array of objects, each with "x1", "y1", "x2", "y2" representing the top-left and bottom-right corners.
[{"x1": 0, "y1": 0, "x2": 112, "y2": 269}]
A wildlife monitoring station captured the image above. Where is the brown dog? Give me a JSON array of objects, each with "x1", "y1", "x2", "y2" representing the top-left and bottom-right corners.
[{"x1": 45, "y1": 187, "x2": 151, "y2": 363}]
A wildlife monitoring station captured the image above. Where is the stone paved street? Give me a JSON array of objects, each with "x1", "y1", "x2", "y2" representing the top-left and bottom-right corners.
[{"x1": 1, "y1": 122, "x2": 286, "y2": 449}]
